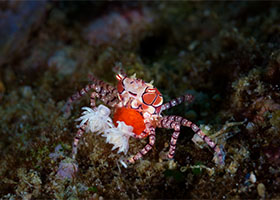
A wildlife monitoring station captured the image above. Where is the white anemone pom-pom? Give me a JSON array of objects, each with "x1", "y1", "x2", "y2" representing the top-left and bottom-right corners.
[
  {"x1": 102, "y1": 121, "x2": 134, "y2": 154},
  {"x1": 76, "y1": 105, "x2": 113, "y2": 134}
]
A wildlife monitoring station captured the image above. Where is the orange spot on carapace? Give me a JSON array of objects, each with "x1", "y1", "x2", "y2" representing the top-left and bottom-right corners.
[
  {"x1": 153, "y1": 95, "x2": 163, "y2": 107},
  {"x1": 143, "y1": 93, "x2": 156, "y2": 105},
  {"x1": 113, "y1": 107, "x2": 146, "y2": 136}
]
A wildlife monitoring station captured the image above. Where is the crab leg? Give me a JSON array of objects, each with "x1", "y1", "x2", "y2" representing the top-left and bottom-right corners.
[
  {"x1": 64, "y1": 77, "x2": 118, "y2": 114},
  {"x1": 90, "y1": 92, "x2": 99, "y2": 108},
  {"x1": 64, "y1": 84, "x2": 93, "y2": 114},
  {"x1": 89, "y1": 82, "x2": 119, "y2": 108},
  {"x1": 160, "y1": 94, "x2": 194, "y2": 112},
  {"x1": 88, "y1": 78, "x2": 119, "y2": 107},
  {"x1": 158, "y1": 116, "x2": 181, "y2": 158},
  {"x1": 128, "y1": 124, "x2": 156, "y2": 164},
  {"x1": 88, "y1": 75, "x2": 117, "y2": 93},
  {"x1": 99, "y1": 92, "x2": 119, "y2": 108},
  {"x1": 72, "y1": 124, "x2": 87, "y2": 159},
  {"x1": 159, "y1": 116, "x2": 225, "y2": 165}
]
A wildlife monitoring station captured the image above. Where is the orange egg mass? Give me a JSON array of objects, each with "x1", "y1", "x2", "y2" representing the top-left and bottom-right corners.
[{"x1": 113, "y1": 107, "x2": 146, "y2": 136}]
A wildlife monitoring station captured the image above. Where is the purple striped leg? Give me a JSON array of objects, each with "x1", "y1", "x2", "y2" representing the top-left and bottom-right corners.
[
  {"x1": 72, "y1": 124, "x2": 87, "y2": 159},
  {"x1": 128, "y1": 125, "x2": 156, "y2": 164},
  {"x1": 64, "y1": 77, "x2": 118, "y2": 114},
  {"x1": 88, "y1": 77, "x2": 119, "y2": 108},
  {"x1": 176, "y1": 115, "x2": 225, "y2": 165},
  {"x1": 89, "y1": 75, "x2": 118, "y2": 94},
  {"x1": 160, "y1": 94, "x2": 194, "y2": 112},
  {"x1": 158, "y1": 116, "x2": 181, "y2": 159},
  {"x1": 90, "y1": 92, "x2": 99, "y2": 108},
  {"x1": 159, "y1": 115, "x2": 225, "y2": 165},
  {"x1": 64, "y1": 84, "x2": 93, "y2": 115},
  {"x1": 99, "y1": 92, "x2": 119, "y2": 108}
]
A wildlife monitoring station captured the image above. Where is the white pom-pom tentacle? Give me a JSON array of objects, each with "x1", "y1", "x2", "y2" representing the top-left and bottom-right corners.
[
  {"x1": 76, "y1": 105, "x2": 114, "y2": 134},
  {"x1": 76, "y1": 104, "x2": 135, "y2": 155},
  {"x1": 102, "y1": 121, "x2": 134, "y2": 155}
]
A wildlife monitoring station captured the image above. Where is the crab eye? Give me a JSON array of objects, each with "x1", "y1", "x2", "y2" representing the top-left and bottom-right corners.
[{"x1": 130, "y1": 81, "x2": 134, "y2": 84}]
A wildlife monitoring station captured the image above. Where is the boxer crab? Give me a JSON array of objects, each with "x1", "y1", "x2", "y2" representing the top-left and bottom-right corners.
[{"x1": 64, "y1": 66, "x2": 225, "y2": 167}]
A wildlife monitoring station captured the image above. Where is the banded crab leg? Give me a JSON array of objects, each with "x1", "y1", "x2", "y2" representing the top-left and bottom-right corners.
[
  {"x1": 158, "y1": 115, "x2": 225, "y2": 165},
  {"x1": 90, "y1": 92, "x2": 99, "y2": 108},
  {"x1": 87, "y1": 76, "x2": 119, "y2": 108},
  {"x1": 72, "y1": 123, "x2": 87, "y2": 159},
  {"x1": 160, "y1": 94, "x2": 194, "y2": 112},
  {"x1": 158, "y1": 116, "x2": 181, "y2": 159},
  {"x1": 90, "y1": 89, "x2": 119, "y2": 108},
  {"x1": 125, "y1": 123, "x2": 156, "y2": 165},
  {"x1": 63, "y1": 83, "x2": 93, "y2": 115},
  {"x1": 63, "y1": 76, "x2": 119, "y2": 115}
]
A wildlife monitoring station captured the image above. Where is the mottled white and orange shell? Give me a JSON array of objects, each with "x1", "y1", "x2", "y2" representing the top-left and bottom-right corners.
[{"x1": 116, "y1": 73, "x2": 163, "y2": 116}]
